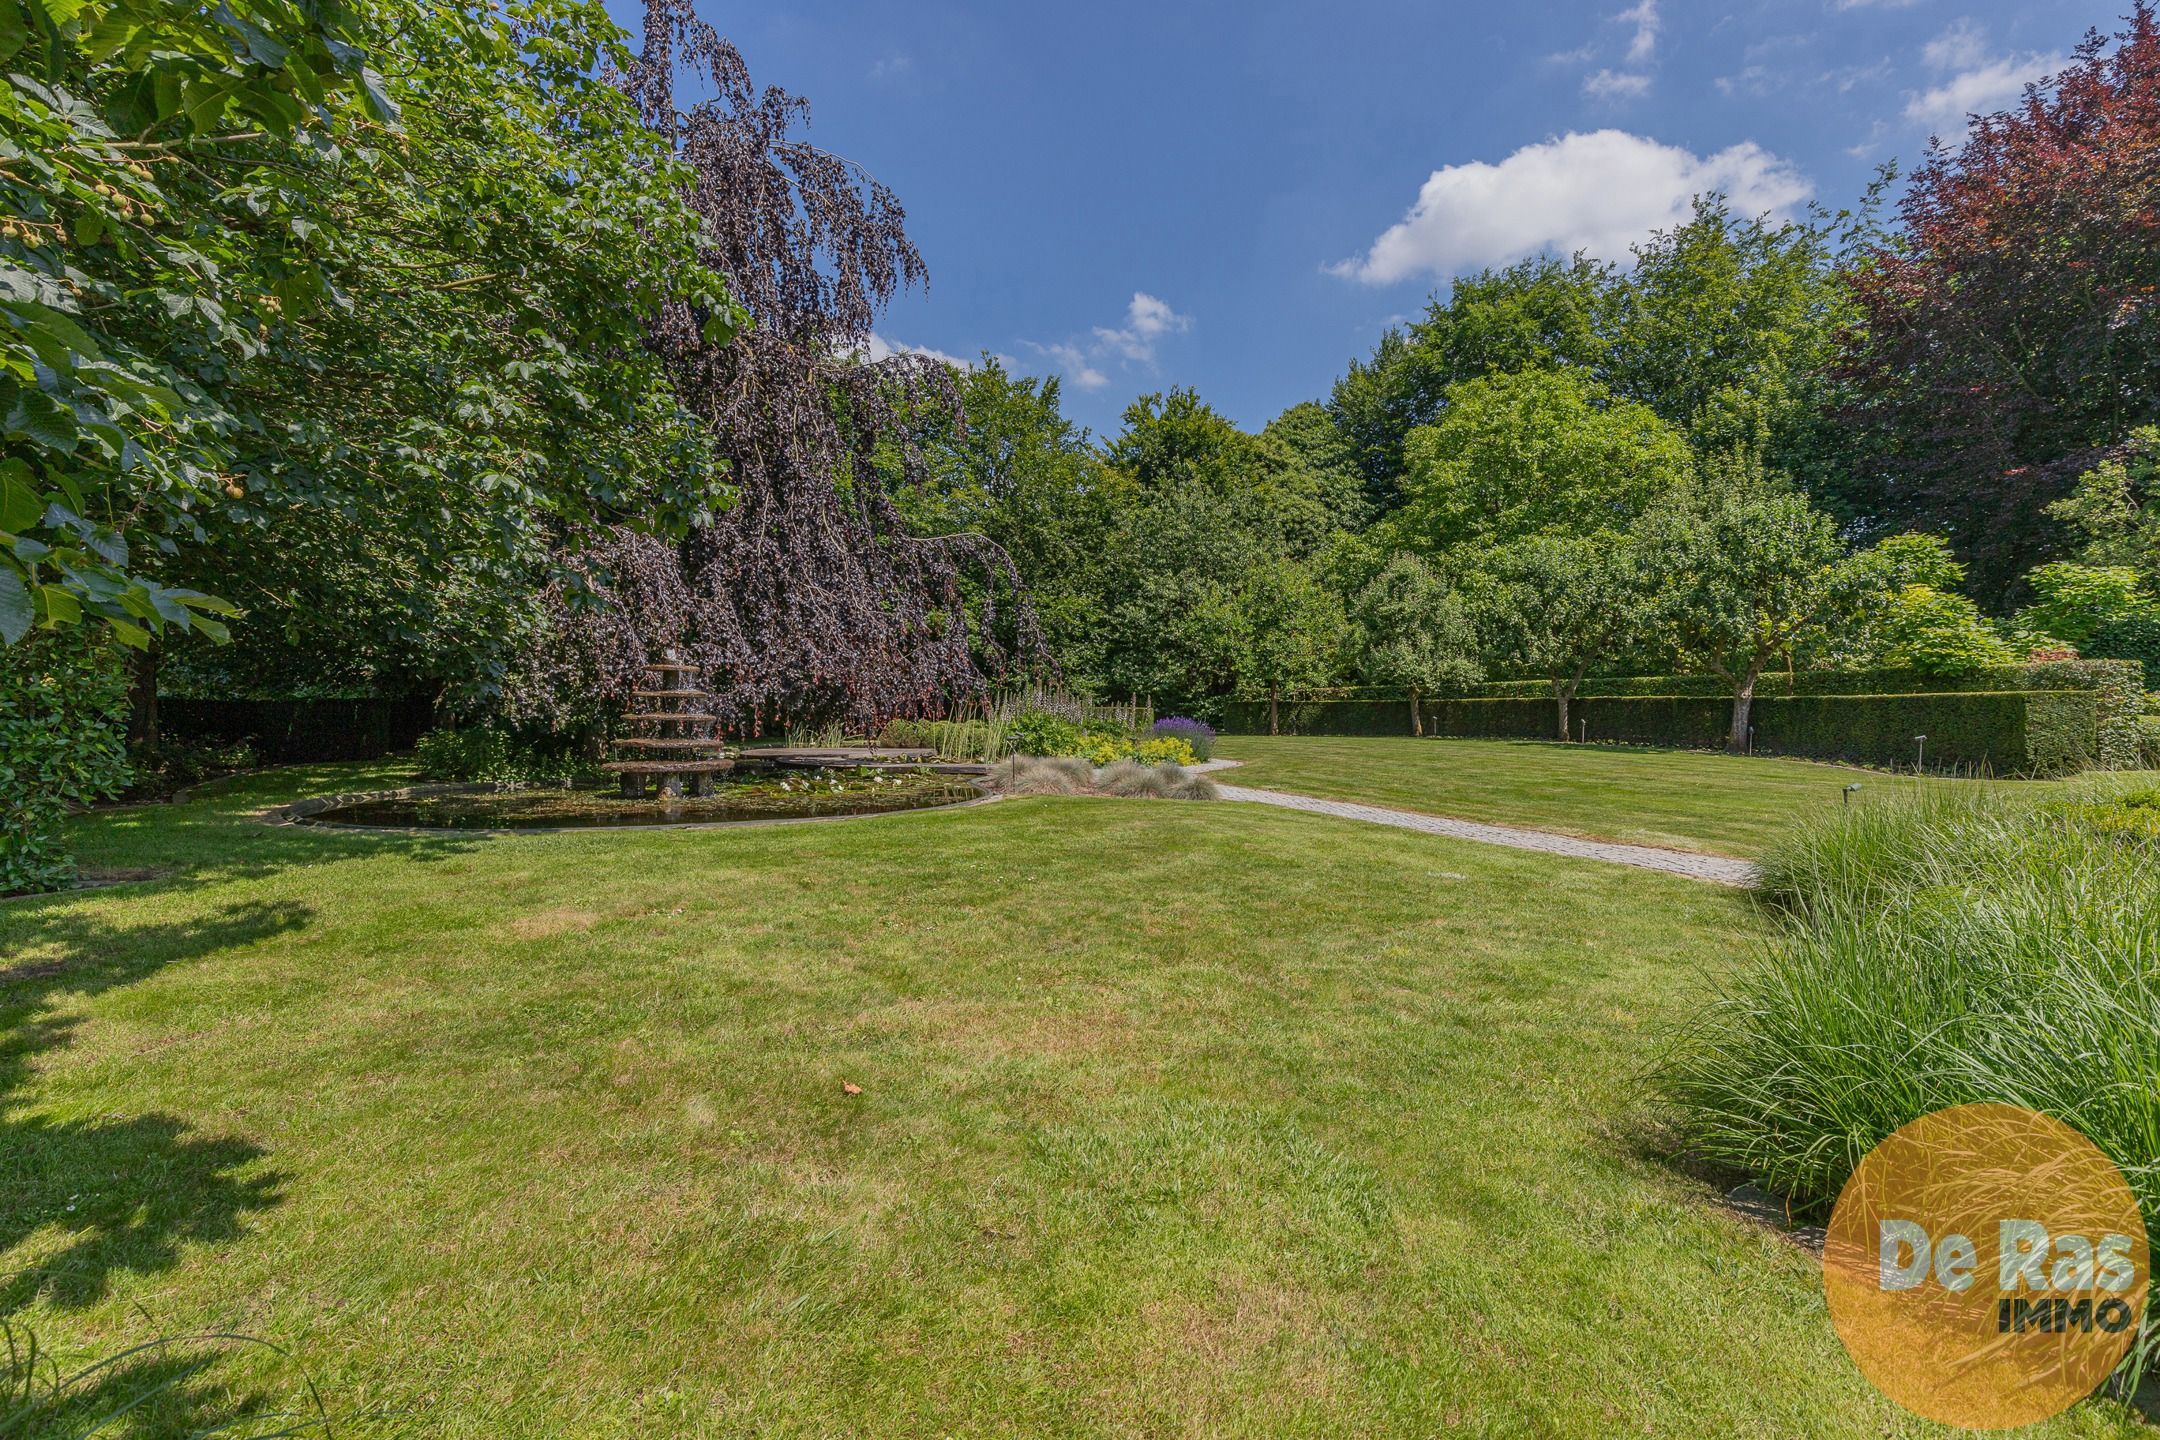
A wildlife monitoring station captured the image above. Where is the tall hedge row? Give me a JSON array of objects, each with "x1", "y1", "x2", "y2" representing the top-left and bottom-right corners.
[
  {"x1": 1225, "y1": 689, "x2": 2104, "y2": 777},
  {"x1": 1, "y1": 635, "x2": 132, "y2": 895},
  {"x1": 1275, "y1": 660, "x2": 2145, "y2": 771}
]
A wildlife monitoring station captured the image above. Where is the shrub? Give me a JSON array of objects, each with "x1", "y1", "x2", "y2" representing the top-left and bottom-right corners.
[
  {"x1": 2140, "y1": 713, "x2": 2160, "y2": 769},
  {"x1": 1133, "y1": 736, "x2": 1198, "y2": 767},
  {"x1": 1149, "y1": 716, "x2": 1216, "y2": 760},
  {"x1": 1005, "y1": 709, "x2": 1082, "y2": 758},
  {"x1": 123, "y1": 737, "x2": 261, "y2": 801},
  {"x1": 2090, "y1": 613, "x2": 2160, "y2": 684},
  {"x1": 0, "y1": 634, "x2": 131, "y2": 895},
  {"x1": 1664, "y1": 786, "x2": 2160, "y2": 1223},
  {"x1": 413, "y1": 725, "x2": 584, "y2": 785},
  {"x1": 879, "y1": 718, "x2": 1002, "y2": 762}
]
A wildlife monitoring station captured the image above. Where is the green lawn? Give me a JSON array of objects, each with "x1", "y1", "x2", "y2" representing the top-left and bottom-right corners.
[
  {"x1": 1216, "y1": 735, "x2": 2001, "y2": 857},
  {"x1": 0, "y1": 764, "x2": 2144, "y2": 1436}
]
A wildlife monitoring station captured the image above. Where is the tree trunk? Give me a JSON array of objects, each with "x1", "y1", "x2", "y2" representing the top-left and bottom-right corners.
[
  {"x1": 1555, "y1": 688, "x2": 1571, "y2": 743},
  {"x1": 1409, "y1": 684, "x2": 1422, "y2": 737},
  {"x1": 1268, "y1": 684, "x2": 1280, "y2": 736},
  {"x1": 1727, "y1": 669, "x2": 1760, "y2": 755},
  {"x1": 127, "y1": 643, "x2": 159, "y2": 750}
]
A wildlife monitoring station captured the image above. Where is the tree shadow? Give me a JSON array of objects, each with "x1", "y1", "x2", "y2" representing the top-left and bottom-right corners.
[
  {"x1": 0, "y1": 900, "x2": 318, "y2": 1435},
  {"x1": 64, "y1": 763, "x2": 495, "y2": 894},
  {"x1": 1, "y1": 1322, "x2": 334, "y2": 1438}
]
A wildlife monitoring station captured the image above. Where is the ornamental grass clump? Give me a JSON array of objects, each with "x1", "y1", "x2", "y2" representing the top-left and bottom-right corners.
[
  {"x1": 986, "y1": 754, "x2": 1092, "y2": 795},
  {"x1": 986, "y1": 755, "x2": 1216, "y2": 801},
  {"x1": 1663, "y1": 783, "x2": 2160, "y2": 1223}
]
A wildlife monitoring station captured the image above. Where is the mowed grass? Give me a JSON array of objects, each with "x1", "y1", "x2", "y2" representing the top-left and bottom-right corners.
[
  {"x1": 1217, "y1": 735, "x2": 2012, "y2": 857},
  {"x1": 0, "y1": 765, "x2": 2144, "y2": 1436}
]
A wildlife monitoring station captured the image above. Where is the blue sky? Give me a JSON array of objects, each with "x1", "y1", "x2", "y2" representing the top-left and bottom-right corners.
[{"x1": 636, "y1": 1, "x2": 2124, "y2": 436}]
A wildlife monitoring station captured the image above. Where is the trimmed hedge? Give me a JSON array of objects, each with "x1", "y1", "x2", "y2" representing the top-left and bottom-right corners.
[
  {"x1": 1220, "y1": 698, "x2": 1417, "y2": 737},
  {"x1": 1227, "y1": 690, "x2": 2103, "y2": 776},
  {"x1": 1754, "y1": 691, "x2": 2096, "y2": 777},
  {"x1": 159, "y1": 696, "x2": 435, "y2": 762},
  {"x1": 2, "y1": 634, "x2": 131, "y2": 894},
  {"x1": 1458, "y1": 660, "x2": 2146, "y2": 770}
]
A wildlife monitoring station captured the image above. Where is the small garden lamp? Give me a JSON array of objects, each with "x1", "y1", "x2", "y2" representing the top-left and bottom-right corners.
[
  {"x1": 1914, "y1": 734, "x2": 1928, "y2": 772},
  {"x1": 1844, "y1": 783, "x2": 1862, "y2": 807}
]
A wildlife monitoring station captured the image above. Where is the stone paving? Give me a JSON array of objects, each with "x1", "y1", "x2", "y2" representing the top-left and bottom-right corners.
[{"x1": 1192, "y1": 760, "x2": 1760, "y2": 888}]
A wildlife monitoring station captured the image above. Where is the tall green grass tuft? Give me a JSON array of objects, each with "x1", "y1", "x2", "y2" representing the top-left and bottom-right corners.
[{"x1": 1665, "y1": 782, "x2": 2160, "y2": 1222}]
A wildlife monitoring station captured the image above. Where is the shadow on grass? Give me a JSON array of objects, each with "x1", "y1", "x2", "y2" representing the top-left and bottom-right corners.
[
  {"x1": 0, "y1": 900, "x2": 322, "y2": 1436},
  {"x1": 61, "y1": 762, "x2": 494, "y2": 894}
]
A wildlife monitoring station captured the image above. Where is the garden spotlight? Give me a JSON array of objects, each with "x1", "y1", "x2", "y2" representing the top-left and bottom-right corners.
[{"x1": 1844, "y1": 783, "x2": 1862, "y2": 807}]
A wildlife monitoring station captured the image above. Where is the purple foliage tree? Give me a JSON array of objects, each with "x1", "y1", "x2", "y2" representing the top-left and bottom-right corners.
[{"x1": 509, "y1": 0, "x2": 1042, "y2": 736}]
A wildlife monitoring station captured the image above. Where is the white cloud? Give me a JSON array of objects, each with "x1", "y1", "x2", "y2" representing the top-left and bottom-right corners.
[
  {"x1": 1024, "y1": 291, "x2": 1191, "y2": 391},
  {"x1": 863, "y1": 334, "x2": 971, "y2": 369},
  {"x1": 1618, "y1": 0, "x2": 1661, "y2": 64},
  {"x1": 1092, "y1": 291, "x2": 1192, "y2": 363},
  {"x1": 1027, "y1": 341, "x2": 1110, "y2": 392},
  {"x1": 1904, "y1": 22, "x2": 2060, "y2": 131},
  {"x1": 1332, "y1": 130, "x2": 1813, "y2": 286},
  {"x1": 1586, "y1": 68, "x2": 1654, "y2": 99},
  {"x1": 1921, "y1": 19, "x2": 1989, "y2": 72},
  {"x1": 1556, "y1": 3, "x2": 1662, "y2": 96}
]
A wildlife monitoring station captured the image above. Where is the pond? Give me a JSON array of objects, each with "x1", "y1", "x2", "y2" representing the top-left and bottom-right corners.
[{"x1": 302, "y1": 768, "x2": 984, "y2": 831}]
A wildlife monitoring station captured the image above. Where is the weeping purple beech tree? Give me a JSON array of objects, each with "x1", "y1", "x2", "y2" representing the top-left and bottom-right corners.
[{"x1": 507, "y1": 0, "x2": 1042, "y2": 736}]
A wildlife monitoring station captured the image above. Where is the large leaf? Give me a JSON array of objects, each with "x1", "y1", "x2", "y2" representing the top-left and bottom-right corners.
[
  {"x1": 34, "y1": 582, "x2": 79, "y2": 624},
  {"x1": 0, "y1": 469, "x2": 38, "y2": 532},
  {"x1": 5, "y1": 388, "x2": 78, "y2": 453},
  {"x1": 357, "y1": 65, "x2": 399, "y2": 125},
  {"x1": 0, "y1": 565, "x2": 31, "y2": 644}
]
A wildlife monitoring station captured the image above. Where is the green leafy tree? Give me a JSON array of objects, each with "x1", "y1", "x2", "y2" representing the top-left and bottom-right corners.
[
  {"x1": 2047, "y1": 427, "x2": 2160, "y2": 581},
  {"x1": 1640, "y1": 457, "x2": 1891, "y2": 752},
  {"x1": 1350, "y1": 552, "x2": 1481, "y2": 734},
  {"x1": 1261, "y1": 400, "x2": 1371, "y2": 536},
  {"x1": 902, "y1": 357, "x2": 1131, "y2": 676},
  {"x1": 0, "y1": 0, "x2": 391, "y2": 648},
  {"x1": 2, "y1": 0, "x2": 740, "y2": 703},
  {"x1": 1866, "y1": 586, "x2": 2019, "y2": 675},
  {"x1": 1815, "y1": 534, "x2": 2016, "y2": 675},
  {"x1": 1235, "y1": 559, "x2": 1347, "y2": 734},
  {"x1": 1399, "y1": 369, "x2": 1691, "y2": 557},
  {"x1": 1475, "y1": 533, "x2": 1649, "y2": 741},
  {"x1": 1084, "y1": 482, "x2": 1264, "y2": 716},
  {"x1": 1326, "y1": 255, "x2": 1612, "y2": 510},
  {"x1": 1610, "y1": 196, "x2": 1856, "y2": 474},
  {"x1": 2014, "y1": 563, "x2": 2158, "y2": 648}
]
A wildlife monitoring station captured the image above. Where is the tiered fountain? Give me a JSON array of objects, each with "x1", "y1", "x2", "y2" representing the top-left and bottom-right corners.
[{"x1": 602, "y1": 656, "x2": 735, "y2": 799}]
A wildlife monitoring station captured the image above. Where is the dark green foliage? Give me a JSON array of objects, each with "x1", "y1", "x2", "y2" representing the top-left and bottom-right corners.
[
  {"x1": 1234, "y1": 689, "x2": 2101, "y2": 776},
  {"x1": 1220, "y1": 698, "x2": 1417, "y2": 737},
  {"x1": 412, "y1": 725, "x2": 586, "y2": 786},
  {"x1": 158, "y1": 696, "x2": 434, "y2": 763},
  {"x1": 1004, "y1": 710, "x2": 1083, "y2": 758},
  {"x1": 1466, "y1": 660, "x2": 2147, "y2": 769},
  {"x1": 121, "y1": 735, "x2": 259, "y2": 801},
  {"x1": 1757, "y1": 692, "x2": 2096, "y2": 778},
  {"x1": 0, "y1": 632, "x2": 128, "y2": 893},
  {"x1": 2091, "y1": 613, "x2": 2160, "y2": 682}
]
